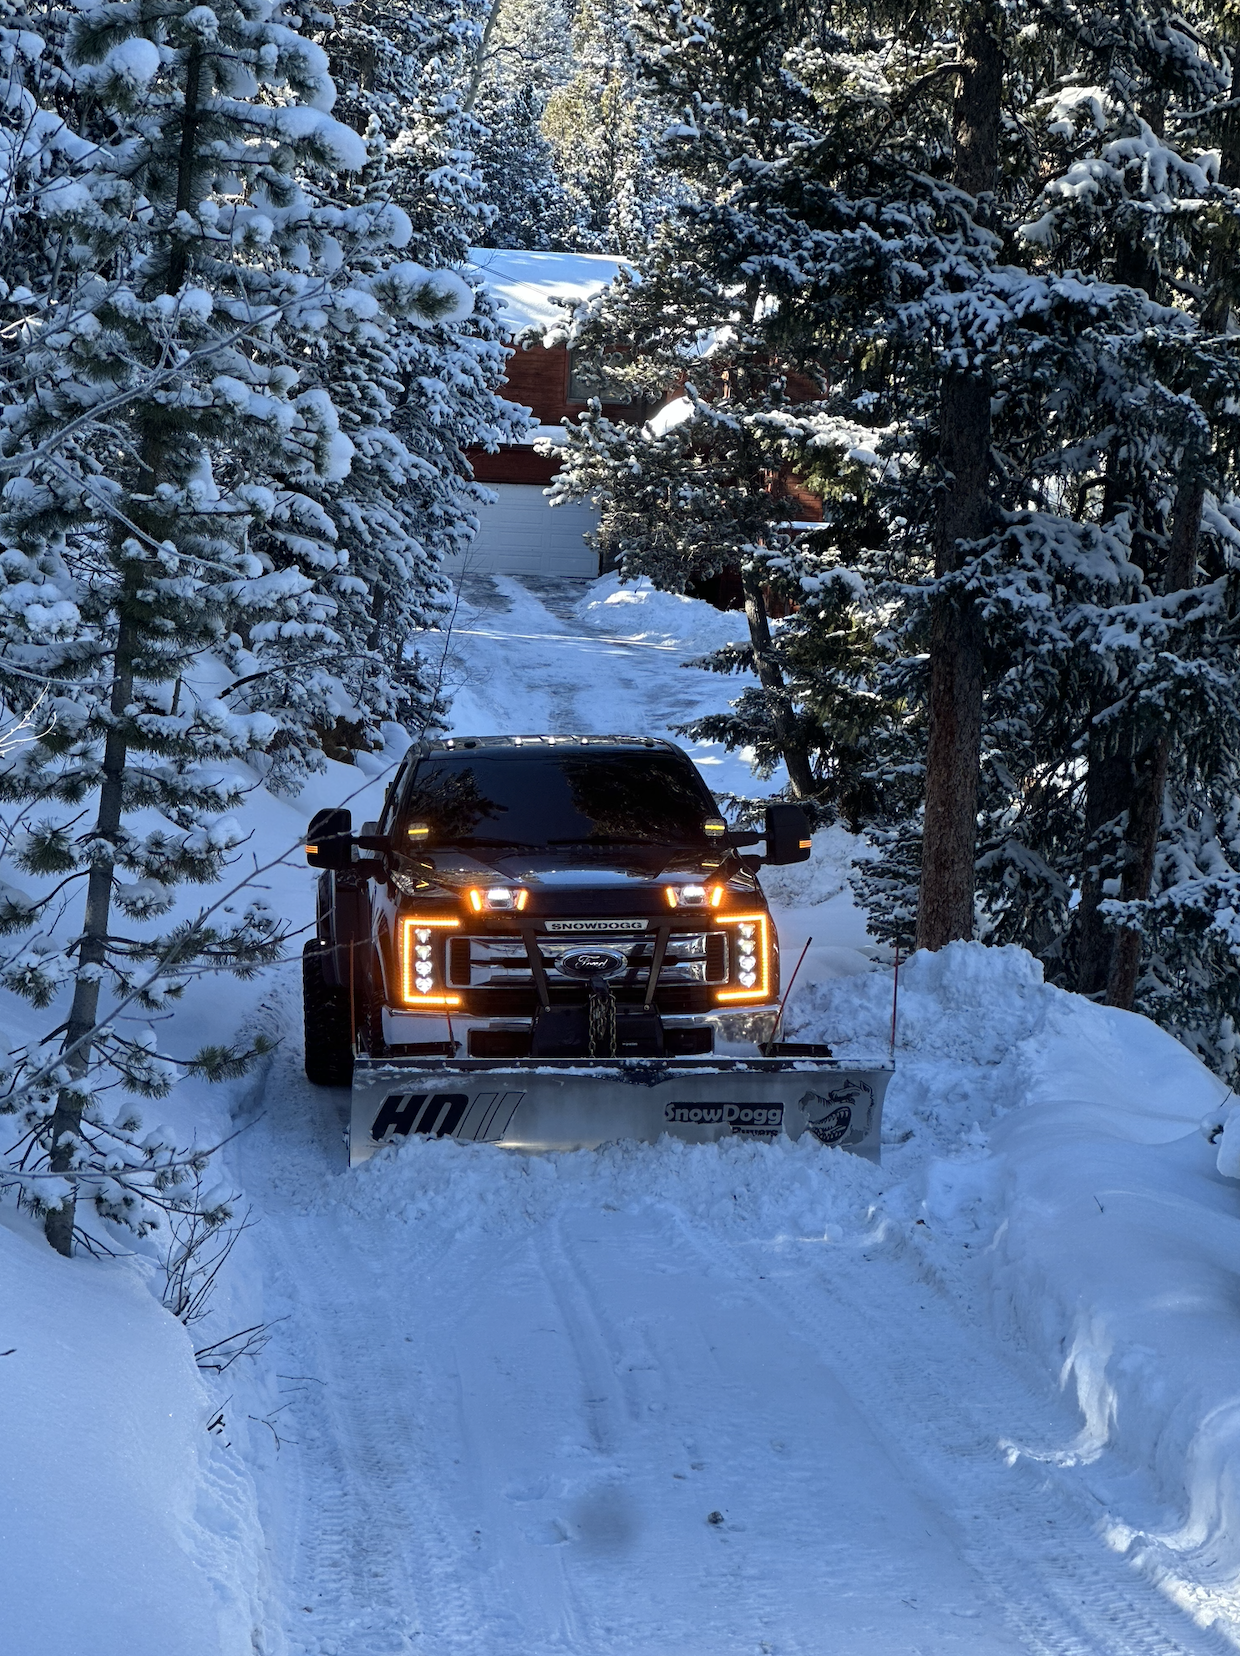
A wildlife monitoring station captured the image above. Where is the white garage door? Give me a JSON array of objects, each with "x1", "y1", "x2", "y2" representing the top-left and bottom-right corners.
[{"x1": 443, "y1": 484, "x2": 600, "y2": 578}]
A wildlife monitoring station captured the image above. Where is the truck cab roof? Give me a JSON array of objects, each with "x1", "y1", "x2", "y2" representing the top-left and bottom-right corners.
[{"x1": 423, "y1": 734, "x2": 681, "y2": 754}]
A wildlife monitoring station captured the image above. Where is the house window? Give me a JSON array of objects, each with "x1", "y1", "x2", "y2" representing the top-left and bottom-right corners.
[{"x1": 567, "y1": 351, "x2": 631, "y2": 404}]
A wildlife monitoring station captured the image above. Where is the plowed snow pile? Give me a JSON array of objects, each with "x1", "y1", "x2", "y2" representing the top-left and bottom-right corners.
[{"x1": 5, "y1": 570, "x2": 1240, "y2": 1655}]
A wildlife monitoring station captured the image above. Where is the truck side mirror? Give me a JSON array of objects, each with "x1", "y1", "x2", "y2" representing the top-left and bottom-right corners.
[
  {"x1": 763, "y1": 803, "x2": 812, "y2": 865},
  {"x1": 306, "y1": 807, "x2": 353, "y2": 869}
]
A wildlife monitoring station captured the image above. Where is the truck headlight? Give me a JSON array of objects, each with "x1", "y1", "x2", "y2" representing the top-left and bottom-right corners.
[
  {"x1": 399, "y1": 916, "x2": 461, "y2": 1007},
  {"x1": 715, "y1": 913, "x2": 773, "y2": 1004},
  {"x1": 665, "y1": 883, "x2": 725, "y2": 909},
  {"x1": 467, "y1": 887, "x2": 529, "y2": 912}
]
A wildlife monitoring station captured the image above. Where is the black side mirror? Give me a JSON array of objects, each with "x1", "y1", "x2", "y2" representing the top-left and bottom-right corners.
[
  {"x1": 763, "y1": 803, "x2": 812, "y2": 865},
  {"x1": 306, "y1": 807, "x2": 353, "y2": 869}
]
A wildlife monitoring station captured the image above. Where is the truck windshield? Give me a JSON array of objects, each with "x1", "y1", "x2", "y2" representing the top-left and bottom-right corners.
[{"x1": 398, "y1": 750, "x2": 720, "y2": 849}]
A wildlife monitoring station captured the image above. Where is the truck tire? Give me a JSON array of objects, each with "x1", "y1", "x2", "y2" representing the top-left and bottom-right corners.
[{"x1": 302, "y1": 940, "x2": 354, "y2": 1087}]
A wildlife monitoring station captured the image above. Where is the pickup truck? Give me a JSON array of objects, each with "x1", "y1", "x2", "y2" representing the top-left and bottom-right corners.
[{"x1": 303, "y1": 734, "x2": 891, "y2": 1163}]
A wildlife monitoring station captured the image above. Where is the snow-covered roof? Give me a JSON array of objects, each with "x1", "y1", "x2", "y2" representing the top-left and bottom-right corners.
[{"x1": 466, "y1": 247, "x2": 628, "y2": 338}]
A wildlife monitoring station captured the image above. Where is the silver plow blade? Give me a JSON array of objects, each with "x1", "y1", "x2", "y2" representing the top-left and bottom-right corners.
[{"x1": 349, "y1": 1057, "x2": 893, "y2": 1166}]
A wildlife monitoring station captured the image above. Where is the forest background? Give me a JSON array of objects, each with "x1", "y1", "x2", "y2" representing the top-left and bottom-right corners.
[{"x1": 1, "y1": 0, "x2": 1240, "y2": 1256}]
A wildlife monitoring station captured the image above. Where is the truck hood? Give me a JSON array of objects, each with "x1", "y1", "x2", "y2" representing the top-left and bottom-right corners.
[{"x1": 421, "y1": 844, "x2": 730, "y2": 891}]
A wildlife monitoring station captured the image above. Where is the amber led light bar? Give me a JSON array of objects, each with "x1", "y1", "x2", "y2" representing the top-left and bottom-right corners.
[
  {"x1": 399, "y1": 916, "x2": 461, "y2": 1007},
  {"x1": 715, "y1": 912, "x2": 773, "y2": 1004}
]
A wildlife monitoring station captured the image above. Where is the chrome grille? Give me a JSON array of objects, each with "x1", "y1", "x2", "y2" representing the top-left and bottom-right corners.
[{"x1": 449, "y1": 932, "x2": 727, "y2": 990}]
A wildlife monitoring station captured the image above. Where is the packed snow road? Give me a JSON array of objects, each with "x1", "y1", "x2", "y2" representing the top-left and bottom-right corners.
[
  {"x1": 242, "y1": 1041, "x2": 1228, "y2": 1656},
  {"x1": 237, "y1": 574, "x2": 1233, "y2": 1655}
]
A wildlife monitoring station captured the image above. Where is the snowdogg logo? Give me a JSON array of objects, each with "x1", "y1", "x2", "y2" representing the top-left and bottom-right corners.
[
  {"x1": 545, "y1": 919, "x2": 648, "y2": 934},
  {"x1": 800, "y1": 1081, "x2": 872, "y2": 1146},
  {"x1": 664, "y1": 1101, "x2": 783, "y2": 1137}
]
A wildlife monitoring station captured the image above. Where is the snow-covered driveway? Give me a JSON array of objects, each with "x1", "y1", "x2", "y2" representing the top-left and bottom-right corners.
[
  {"x1": 237, "y1": 574, "x2": 1234, "y2": 1655},
  {"x1": 242, "y1": 1045, "x2": 1225, "y2": 1656}
]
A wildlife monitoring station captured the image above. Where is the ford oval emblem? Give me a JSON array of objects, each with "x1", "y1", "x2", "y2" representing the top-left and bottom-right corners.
[{"x1": 559, "y1": 947, "x2": 627, "y2": 980}]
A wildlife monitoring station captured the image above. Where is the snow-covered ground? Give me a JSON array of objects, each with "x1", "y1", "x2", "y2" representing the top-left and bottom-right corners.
[{"x1": 6, "y1": 570, "x2": 1240, "y2": 1654}]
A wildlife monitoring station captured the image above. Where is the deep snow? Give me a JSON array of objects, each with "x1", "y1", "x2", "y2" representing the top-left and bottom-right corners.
[
  {"x1": 466, "y1": 247, "x2": 629, "y2": 337},
  {"x1": 5, "y1": 569, "x2": 1240, "y2": 1654}
]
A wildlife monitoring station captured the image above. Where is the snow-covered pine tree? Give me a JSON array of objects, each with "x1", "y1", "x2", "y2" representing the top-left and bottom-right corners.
[
  {"x1": 541, "y1": 0, "x2": 679, "y2": 253},
  {"x1": 201, "y1": 0, "x2": 527, "y2": 768},
  {"x1": 981, "y1": 0, "x2": 1240, "y2": 1029},
  {"x1": 842, "y1": 0, "x2": 1240, "y2": 1040},
  {"x1": 464, "y1": 0, "x2": 576, "y2": 248},
  {"x1": 550, "y1": 0, "x2": 1015, "y2": 835},
  {"x1": 554, "y1": 0, "x2": 1240, "y2": 1067},
  {"x1": 473, "y1": 82, "x2": 574, "y2": 249},
  {"x1": 0, "y1": 0, "x2": 486, "y2": 1252}
]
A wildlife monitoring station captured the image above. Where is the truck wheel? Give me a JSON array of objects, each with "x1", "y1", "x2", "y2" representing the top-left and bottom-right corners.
[{"x1": 302, "y1": 941, "x2": 354, "y2": 1087}]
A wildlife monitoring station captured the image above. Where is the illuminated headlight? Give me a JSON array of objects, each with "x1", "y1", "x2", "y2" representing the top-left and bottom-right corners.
[
  {"x1": 399, "y1": 917, "x2": 461, "y2": 1007},
  {"x1": 665, "y1": 883, "x2": 726, "y2": 909},
  {"x1": 467, "y1": 887, "x2": 529, "y2": 912},
  {"x1": 715, "y1": 913, "x2": 774, "y2": 1004}
]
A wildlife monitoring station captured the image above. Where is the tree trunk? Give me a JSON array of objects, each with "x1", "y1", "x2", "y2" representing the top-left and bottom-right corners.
[
  {"x1": 463, "y1": 0, "x2": 502, "y2": 113},
  {"x1": 914, "y1": 2, "x2": 1001, "y2": 952},
  {"x1": 1075, "y1": 476, "x2": 1203, "y2": 1006},
  {"x1": 741, "y1": 567, "x2": 816, "y2": 798},
  {"x1": 1104, "y1": 477, "x2": 1204, "y2": 1008},
  {"x1": 165, "y1": 45, "x2": 202, "y2": 296},
  {"x1": 44, "y1": 619, "x2": 134, "y2": 1256}
]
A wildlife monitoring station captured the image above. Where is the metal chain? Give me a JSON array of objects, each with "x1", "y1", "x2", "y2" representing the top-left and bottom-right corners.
[{"x1": 587, "y1": 980, "x2": 617, "y2": 1057}]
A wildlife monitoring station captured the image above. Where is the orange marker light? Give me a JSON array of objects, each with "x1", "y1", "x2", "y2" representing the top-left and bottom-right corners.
[
  {"x1": 665, "y1": 887, "x2": 679, "y2": 909},
  {"x1": 709, "y1": 885, "x2": 725, "y2": 908}
]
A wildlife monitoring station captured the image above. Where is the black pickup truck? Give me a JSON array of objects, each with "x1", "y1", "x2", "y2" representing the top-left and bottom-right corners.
[{"x1": 303, "y1": 733, "x2": 891, "y2": 1163}]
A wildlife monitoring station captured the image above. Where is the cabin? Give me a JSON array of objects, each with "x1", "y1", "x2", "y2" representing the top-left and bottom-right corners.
[
  {"x1": 448, "y1": 247, "x2": 824, "y2": 588},
  {"x1": 446, "y1": 248, "x2": 634, "y2": 580}
]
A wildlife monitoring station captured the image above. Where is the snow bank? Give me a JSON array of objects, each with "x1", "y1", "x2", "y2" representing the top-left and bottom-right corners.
[
  {"x1": 0, "y1": 1210, "x2": 266, "y2": 1656},
  {"x1": 573, "y1": 570, "x2": 748, "y2": 651},
  {"x1": 794, "y1": 940, "x2": 1240, "y2": 1632}
]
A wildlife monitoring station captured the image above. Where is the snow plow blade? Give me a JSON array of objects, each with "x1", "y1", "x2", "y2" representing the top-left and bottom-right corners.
[{"x1": 349, "y1": 1056, "x2": 892, "y2": 1166}]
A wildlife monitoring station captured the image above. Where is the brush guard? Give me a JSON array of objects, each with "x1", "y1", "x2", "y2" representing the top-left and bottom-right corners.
[{"x1": 349, "y1": 1054, "x2": 893, "y2": 1165}]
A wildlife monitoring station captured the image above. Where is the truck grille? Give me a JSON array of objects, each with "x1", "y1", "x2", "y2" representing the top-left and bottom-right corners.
[{"x1": 448, "y1": 931, "x2": 727, "y2": 991}]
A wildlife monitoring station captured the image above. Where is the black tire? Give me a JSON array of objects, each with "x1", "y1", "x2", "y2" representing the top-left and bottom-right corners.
[{"x1": 302, "y1": 941, "x2": 355, "y2": 1086}]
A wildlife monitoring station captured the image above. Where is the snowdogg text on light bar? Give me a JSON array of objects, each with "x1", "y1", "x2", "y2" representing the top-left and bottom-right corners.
[{"x1": 302, "y1": 735, "x2": 892, "y2": 1164}]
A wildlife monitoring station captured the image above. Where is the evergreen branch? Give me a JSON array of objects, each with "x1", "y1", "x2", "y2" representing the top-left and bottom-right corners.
[{"x1": 0, "y1": 281, "x2": 332, "y2": 484}]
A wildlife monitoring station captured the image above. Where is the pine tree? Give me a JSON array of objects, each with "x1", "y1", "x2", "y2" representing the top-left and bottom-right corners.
[
  {"x1": 465, "y1": 0, "x2": 576, "y2": 248},
  {"x1": 542, "y1": 0, "x2": 679, "y2": 252},
  {"x1": 553, "y1": 0, "x2": 1240, "y2": 1077},
  {"x1": 0, "y1": 0, "x2": 490, "y2": 1252}
]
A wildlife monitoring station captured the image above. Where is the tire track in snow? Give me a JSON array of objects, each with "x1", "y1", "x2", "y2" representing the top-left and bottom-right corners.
[
  {"x1": 692, "y1": 1214, "x2": 1234, "y2": 1656},
  {"x1": 241, "y1": 1053, "x2": 484, "y2": 1656}
]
